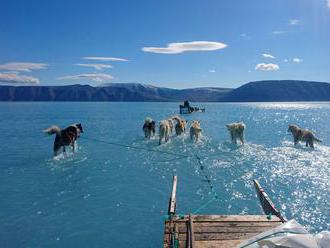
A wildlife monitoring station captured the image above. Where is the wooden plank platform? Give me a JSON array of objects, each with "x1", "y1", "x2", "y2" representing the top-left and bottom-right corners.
[{"x1": 163, "y1": 215, "x2": 282, "y2": 248}]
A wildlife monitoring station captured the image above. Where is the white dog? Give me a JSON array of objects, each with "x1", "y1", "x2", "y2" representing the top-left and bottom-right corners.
[
  {"x1": 159, "y1": 120, "x2": 171, "y2": 145},
  {"x1": 167, "y1": 118, "x2": 174, "y2": 134},
  {"x1": 190, "y1": 121, "x2": 202, "y2": 142},
  {"x1": 226, "y1": 122, "x2": 246, "y2": 145}
]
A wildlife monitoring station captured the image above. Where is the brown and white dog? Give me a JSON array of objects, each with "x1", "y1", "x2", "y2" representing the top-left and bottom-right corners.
[
  {"x1": 143, "y1": 117, "x2": 156, "y2": 139},
  {"x1": 288, "y1": 124, "x2": 321, "y2": 148},
  {"x1": 172, "y1": 116, "x2": 186, "y2": 136},
  {"x1": 190, "y1": 121, "x2": 202, "y2": 142},
  {"x1": 226, "y1": 122, "x2": 245, "y2": 145},
  {"x1": 44, "y1": 123, "x2": 83, "y2": 156},
  {"x1": 159, "y1": 119, "x2": 172, "y2": 145},
  {"x1": 167, "y1": 119, "x2": 174, "y2": 134}
]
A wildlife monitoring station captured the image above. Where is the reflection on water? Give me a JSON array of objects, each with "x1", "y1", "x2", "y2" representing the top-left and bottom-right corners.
[
  {"x1": 242, "y1": 102, "x2": 330, "y2": 110},
  {"x1": 0, "y1": 102, "x2": 329, "y2": 247}
]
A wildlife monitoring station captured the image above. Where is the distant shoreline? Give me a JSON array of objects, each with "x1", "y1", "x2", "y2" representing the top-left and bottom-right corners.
[
  {"x1": 1, "y1": 101, "x2": 330, "y2": 103},
  {"x1": 1, "y1": 80, "x2": 330, "y2": 102}
]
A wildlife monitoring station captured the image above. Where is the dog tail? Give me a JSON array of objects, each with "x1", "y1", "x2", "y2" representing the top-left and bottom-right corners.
[
  {"x1": 314, "y1": 137, "x2": 322, "y2": 143},
  {"x1": 171, "y1": 116, "x2": 182, "y2": 122},
  {"x1": 43, "y1": 125, "x2": 61, "y2": 136}
]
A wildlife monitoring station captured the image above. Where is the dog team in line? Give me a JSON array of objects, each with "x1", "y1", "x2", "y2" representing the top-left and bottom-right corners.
[
  {"x1": 143, "y1": 116, "x2": 245, "y2": 145},
  {"x1": 143, "y1": 117, "x2": 322, "y2": 148},
  {"x1": 43, "y1": 120, "x2": 322, "y2": 157},
  {"x1": 143, "y1": 116, "x2": 203, "y2": 145}
]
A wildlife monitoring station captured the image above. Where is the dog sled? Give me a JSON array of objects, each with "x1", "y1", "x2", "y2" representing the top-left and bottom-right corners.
[
  {"x1": 179, "y1": 100, "x2": 205, "y2": 114},
  {"x1": 163, "y1": 176, "x2": 329, "y2": 247}
]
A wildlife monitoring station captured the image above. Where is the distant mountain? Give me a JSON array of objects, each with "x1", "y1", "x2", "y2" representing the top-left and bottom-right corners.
[
  {"x1": 0, "y1": 83, "x2": 231, "y2": 102},
  {"x1": 0, "y1": 80, "x2": 329, "y2": 102},
  {"x1": 221, "y1": 80, "x2": 330, "y2": 102}
]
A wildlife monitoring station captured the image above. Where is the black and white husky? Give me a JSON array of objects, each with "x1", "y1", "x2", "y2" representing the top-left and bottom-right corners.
[
  {"x1": 143, "y1": 117, "x2": 156, "y2": 139},
  {"x1": 44, "y1": 123, "x2": 83, "y2": 156}
]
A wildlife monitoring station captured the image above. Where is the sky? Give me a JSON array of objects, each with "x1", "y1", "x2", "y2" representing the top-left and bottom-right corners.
[{"x1": 0, "y1": 0, "x2": 329, "y2": 89}]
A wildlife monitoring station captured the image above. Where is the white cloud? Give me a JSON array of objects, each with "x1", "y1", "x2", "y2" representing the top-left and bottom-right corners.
[
  {"x1": 58, "y1": 73, "x2": 114, "y2": 82},
  {"x1": 76, "y1": 63, "x2": 113, "y2": 70},
  {"x1": 82, "y1": 56, "x2": 128, "y2": 62},
  {"x1": 0, "y1": 72, "x2": 39, "y2": 84},
  {"x1": 272, "y1": 30, "x2": 287, "y2": 35},
  {"x1": 0, "y1": 62, "x2": 48, "y2": 72},
  {"x1": 327, "y1": 0, "x2": 330, "y2": 9},
  {"x1": 284, "y1": 59, "x2": 289, "y2": 63},
  {"x1": 209, "y1": 69, "x2": 216, "y2": 73},
  {"x1": 142, "y1": 41, "x2": 227, "y2": 54},
  {"x1": 293, "y1": 58, "x2": 303, "y2": 63},
  {"x1": 262, "y1": 53, "x2": 276, "y2": 59},
  {"x1": 255, "y1": 63, "x2": 280, "y2": 71},
  {"x1": 240, "y1": 33, "x2": 251, "y2": 40},
  {"x1": 289, "y1": 19, "x2": 300, "y2": 25}
]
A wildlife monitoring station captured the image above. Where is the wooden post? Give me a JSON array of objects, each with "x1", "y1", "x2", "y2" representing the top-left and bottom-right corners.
[
  {"x1": 253, "y1": 179, "x2": 286, "y2": 223},
  {"x1": 187, "y1": 214, "x2": 195, "y2": 248},
  {"x1": 168, "y1": 175, "x2": 178, "y2": 217}
]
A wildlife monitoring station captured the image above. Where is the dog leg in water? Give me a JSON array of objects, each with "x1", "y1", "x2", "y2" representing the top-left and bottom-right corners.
[
  {"x1": 232, "y1": 133, "x2": 237, "y2": 145},
  {"x1": 309, "y1": 141, "x2": 314, "y2": 148},
  {"x1": 239, "y1": 135, "x2": 244, "y2": 144},
  {"x1": 53, "y1": 143, "x2": 61, "y2": 157},
  {"x1": 230, "y1": 132, "x2": 235, "y2": 144}
]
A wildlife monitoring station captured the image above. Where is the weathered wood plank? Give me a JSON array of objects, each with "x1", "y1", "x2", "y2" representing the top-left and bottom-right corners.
[
  {"x1": 179, "y1": 239, "x2": 187, "y2": 248},
  {"x1": 165, "y1": 221, "x2": 281, "y2": 231},
  {"x1": 174, "y1": 222, "x2": 179, "y2": 247},
  {"x1": 172, "y1": 215, "x2": 281, "y2": 222},
  {"x1": 194, "y1": 221, "x2": 281, "y2": 227},
  {"x1": 188, "y1": 214, "x2": 195, "y2": 248},
  {"x1": 162, "y1": 177, "x2": 285, "y2": 247},
  {"x1": 195, "y1": 240, "x2": 242, "y2": 248},
  {"x1": 165, "y1": 225, "x2": 279, "y2": 234},
  {"x1": 163, "y1": 214, "x2": 282, "y2": 247},
  {"x1": 164, "y1": 237, "x2": 244, "y2": 248},
  {"x1": 178, "y1": 232, "x2": 261, "y2": 241}
]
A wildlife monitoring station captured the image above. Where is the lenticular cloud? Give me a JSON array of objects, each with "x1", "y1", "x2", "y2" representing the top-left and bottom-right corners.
[
  {"x1": 58, "y1": 73, "x2": 114, "y2": 82},
  {"x1": 0, "y1": 72, "x2": 40, "y2": 84},
  {"x1": 142, "y1": 41, "x2": 228, "y2": 54},
  {"x1": 255, "y1": 63, "x2": 279, "y2": 71},
  {"x1": 0, "y1": 62, "x2": 48, "y2": 72}
]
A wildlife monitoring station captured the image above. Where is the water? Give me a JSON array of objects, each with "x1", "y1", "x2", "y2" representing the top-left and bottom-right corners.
[{"x1": 0, "y1": 102, "x2": 329, "y2": 247}]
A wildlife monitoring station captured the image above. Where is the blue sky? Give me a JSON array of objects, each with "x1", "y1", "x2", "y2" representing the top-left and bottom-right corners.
[{"x1": 0, "y1": 0, "x2": 329, "y2": 88}]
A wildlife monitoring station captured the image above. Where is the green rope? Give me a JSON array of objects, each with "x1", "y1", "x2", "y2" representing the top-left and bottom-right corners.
[
  {"x1": 81, "y1": 135, "x2": 223, "y2": 218},
  {"x1": 162, "y1": 214, "x2": 185, "y2": 220},
  {"x1": 195, "y1": 155, "x2": 219, "y2": 200},
  {"x1": 81, "y1": 136, "x2": 190, "y2": 160},
  {"x1": 192, "y1": 197, "x2": 217, "y2": 214},
  {"x1": 171, "y1": 235, "x2": 179, "y2": 248}
]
